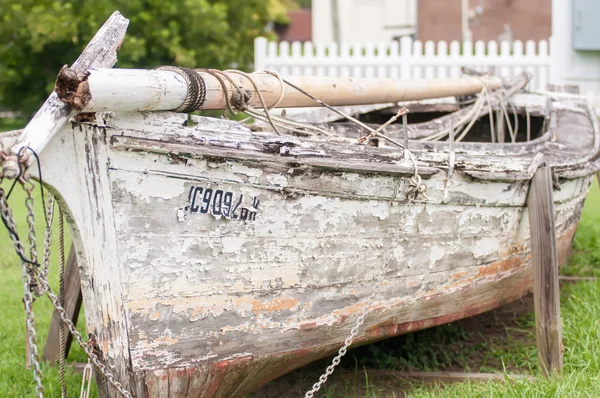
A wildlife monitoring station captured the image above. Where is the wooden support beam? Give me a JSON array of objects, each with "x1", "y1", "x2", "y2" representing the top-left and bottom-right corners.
[
  {"x1": 43, "y1": 245, "x2": 83, "y2": 363},
  {"x1": 527, "y1": 165, "x2": 563, "y2": 376}
]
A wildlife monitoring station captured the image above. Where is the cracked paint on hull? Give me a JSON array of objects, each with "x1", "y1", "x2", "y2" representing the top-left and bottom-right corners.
[
  {"x1": 111, "y1": 153, "x2": 587, "y2": 376},
  {"x1": 134, "y1": 258, "x2": 540, "y2": 398}
]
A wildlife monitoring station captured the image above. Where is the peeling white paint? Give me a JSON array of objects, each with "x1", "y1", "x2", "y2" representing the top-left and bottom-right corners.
[
  {"x1": 266, "y1": 173, "x2": 288, "y2": 187},
  {"x1": 230, "y1": 163, "x2": 264, "y2": 178},
  {"x1": 115, "y1": 172, "x2": 186, "y2": 201},
  {"x1": 428, "y1": 245, "x2": 446, "y2": 269},
  {"x1": 470, "y1": 237, "x2": 502, "y2": 259}
]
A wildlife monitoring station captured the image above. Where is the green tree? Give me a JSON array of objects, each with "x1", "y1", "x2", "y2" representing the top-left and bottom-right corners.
[{"x1": 0, "y1": 0, "x2": 288, "y2": 116}]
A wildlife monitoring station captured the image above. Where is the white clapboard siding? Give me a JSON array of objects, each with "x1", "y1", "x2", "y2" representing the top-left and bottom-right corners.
[{"x1": 254, "y1": 36, "x2": 553, "y2": 92}]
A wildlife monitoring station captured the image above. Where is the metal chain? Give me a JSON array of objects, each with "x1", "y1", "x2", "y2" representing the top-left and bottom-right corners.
[
  {"x1": 22, "y1": 263, "x2": 45, "y2": 398},
  {"x1": 24, "y1": 181, "x2": 43, "y2": 298},
  {"x1": 304, "y1": 202, "x2": 413, "y2": 398},
  {"x1": 0, "y1": 186, "x2": 45, "y2": 397}
]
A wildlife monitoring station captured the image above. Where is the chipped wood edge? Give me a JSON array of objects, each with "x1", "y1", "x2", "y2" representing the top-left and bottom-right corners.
[{"x1": 10, "y1": 11, "x2": 129, "y2": 161}]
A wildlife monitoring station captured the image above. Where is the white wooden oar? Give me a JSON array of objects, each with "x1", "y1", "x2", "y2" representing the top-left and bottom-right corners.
[{"x1": 55, "y1": 67, "x2": 502, "y2": 113}]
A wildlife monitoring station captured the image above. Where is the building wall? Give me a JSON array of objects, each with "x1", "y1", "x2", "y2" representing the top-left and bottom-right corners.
[
  {"x1": 552, "y1": 0, "x2": 600, "y2": 98},
  {"x1": 276, "y1": 9, "x2": 312, "y2": 42},
  {"x1": 313, "y1": 0, "x2": 417, "y2": 43},
  {"x1": 417, "y1": 0, "x2": 462, "y2": 42},
  {"x1": 418, "y1": 0, "x2": 552, "y2": 42}
]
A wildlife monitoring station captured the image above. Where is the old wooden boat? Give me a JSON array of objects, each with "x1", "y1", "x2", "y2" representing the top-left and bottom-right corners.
[{"x1": 1, "y1": 13, "x2": 599, "y2": 398}]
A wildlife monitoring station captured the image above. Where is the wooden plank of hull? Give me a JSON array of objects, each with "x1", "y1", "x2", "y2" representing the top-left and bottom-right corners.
[{"x1": 32, "y1": 99, "x2": 596, "y2": 397}]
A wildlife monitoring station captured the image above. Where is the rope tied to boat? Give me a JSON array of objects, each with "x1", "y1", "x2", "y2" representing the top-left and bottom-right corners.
[
  {"x1": 155, "y1": 66, "x2": 207, "y2": 113},
  {"x1": 249, "y1": 70, "x2": 431, "y2": 202}
]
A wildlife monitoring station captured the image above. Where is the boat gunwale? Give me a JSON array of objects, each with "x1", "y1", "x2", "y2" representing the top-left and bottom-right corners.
[
  {"x1": 101, "y1": 95, "x2": 599, "y2": 182},
  {"x1": 1, "y1": 92, "x2": 598, "y2": 182}
]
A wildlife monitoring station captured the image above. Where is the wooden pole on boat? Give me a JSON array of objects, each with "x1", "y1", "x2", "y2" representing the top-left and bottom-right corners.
[
  {"x1": 55, "y1": 67, "x2": 502, "y2": 113},
  {"x1": 6, "y1": 12, "x2": 129, "y2": 170},
  {"x1": 527, "y1": 165, "x2": 563, "y2": 377}
]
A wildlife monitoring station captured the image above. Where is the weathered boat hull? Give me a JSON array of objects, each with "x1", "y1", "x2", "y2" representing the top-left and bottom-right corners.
[
  {"x1": 2, "y1": 90, "x2": 589, "y2": 396},
  {"x1": 130, "y1": 247, "x2": 568, "y2": 397}
]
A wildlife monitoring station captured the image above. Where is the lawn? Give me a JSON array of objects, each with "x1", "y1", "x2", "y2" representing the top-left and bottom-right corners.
[{"x1": 1, "y1": 115, "x2": 600, "y2": 396}]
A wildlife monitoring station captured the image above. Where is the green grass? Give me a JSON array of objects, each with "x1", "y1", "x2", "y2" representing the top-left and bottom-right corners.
[
  {"x1": 0, "y1": 118, "x2": 26, "y2": 132},
  {"x1": 407, "y1": 280, "x2": 600, "y2": 397},
  {"x1": 561, "y1": 178, "x2": 600, "y2": 277}
]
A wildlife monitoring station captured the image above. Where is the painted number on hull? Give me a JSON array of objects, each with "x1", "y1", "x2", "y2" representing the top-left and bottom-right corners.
[{"x1": 186, "y1": 185, "x2": 260, "y2": 221}]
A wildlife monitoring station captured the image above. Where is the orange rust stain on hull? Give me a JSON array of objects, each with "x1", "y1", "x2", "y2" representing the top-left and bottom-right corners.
[
  {"x1": 557, "y1": 224, "x2": 578, "y2": 267},
  {"x1": 476, "y1": 256, "x2": 523, "y2": 278},
  {"x1": 250, "y1": 296, "x2": 300, "y2": 312},
  {"x1": 138, "y1": 270, "x2": 536, "y2": 398}
]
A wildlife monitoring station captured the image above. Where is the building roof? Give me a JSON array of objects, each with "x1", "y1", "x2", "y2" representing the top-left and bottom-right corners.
[{"x1": 276, "y1": 9, "x2": 312, "y2": 42}]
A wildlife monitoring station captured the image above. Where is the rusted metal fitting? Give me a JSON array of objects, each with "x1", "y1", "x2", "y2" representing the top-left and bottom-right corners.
[
  {"x1": 1, "y1": 155, "x2": 20, "y2": 179},
  {"x1": 0, "y1": 150, "x2": 30, "y2": 180}
]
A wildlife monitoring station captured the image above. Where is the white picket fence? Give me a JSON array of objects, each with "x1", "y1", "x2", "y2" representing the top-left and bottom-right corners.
[{"x1": 254, "y1": 36, "x2": 554, "y2": 92}]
